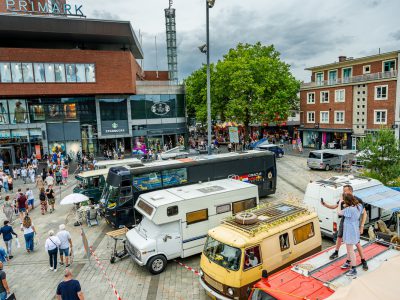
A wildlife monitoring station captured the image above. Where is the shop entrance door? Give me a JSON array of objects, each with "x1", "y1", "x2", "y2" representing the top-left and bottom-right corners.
[{"x1": 0, "y1": 147, "x2": 15, "y2": 165}]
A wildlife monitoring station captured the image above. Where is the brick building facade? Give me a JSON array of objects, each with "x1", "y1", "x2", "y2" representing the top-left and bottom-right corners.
[{"x1": 299, "y1": 51, "x2": 400, "y2": 150}]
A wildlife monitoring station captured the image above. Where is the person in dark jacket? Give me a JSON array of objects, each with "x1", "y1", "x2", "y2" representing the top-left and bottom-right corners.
[{"x1": 0, "y1": 221, "x2": 17, "y2": 259}]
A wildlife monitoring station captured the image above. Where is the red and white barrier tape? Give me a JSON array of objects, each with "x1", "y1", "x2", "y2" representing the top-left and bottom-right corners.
[
  {"x1": 89, "y1": 246, "x2": 123, "y2": 300},
  {"x1": 174, "y1": 259, "x2": 200, "y2": 276}
]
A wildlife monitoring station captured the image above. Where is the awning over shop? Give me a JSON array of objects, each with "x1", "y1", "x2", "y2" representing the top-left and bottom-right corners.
[{"x1": 354, "y1": 185, "x2": 400, "y2": 212}]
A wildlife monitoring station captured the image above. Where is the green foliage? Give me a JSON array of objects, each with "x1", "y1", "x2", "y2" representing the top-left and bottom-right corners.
[
  {"x1": 185, "y1": 42, "x2": 300, "y2": 127},
  {"x1": 358, "y1": 128, "x2": 400, "y2": 186}
]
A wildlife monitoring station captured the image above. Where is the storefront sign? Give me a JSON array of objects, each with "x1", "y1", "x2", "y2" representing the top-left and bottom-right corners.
[
  {"x1": 6, "y1": 0, "x2": 85, "y2": 17},
  {"x1": 228, "y1": 126, "x2": 239, "y2": 143},
  {"x1": 101, "y1": 120, "x2": 129, "y2": 136},
  {"x1": 151, "y1": 102, "x2": 171, "y2": 116}
]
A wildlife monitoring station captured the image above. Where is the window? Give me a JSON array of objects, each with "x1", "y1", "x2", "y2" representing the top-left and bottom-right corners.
[
  {"x1": 335, "y1": 89, "x2": 345, "y2": 102},
  {"x1": 328, "y1": 70, "x2": 337, "y2": 85},
  {"x1": 320, "y1": 111, "x2": 329, "y2": 124},
  {"x1": 307, "y1": 111, "x2": 315, "y2": 123},
  {"x1": 383, "y1": 60, "x2": 396, "y2": 72},
  {"x1": 167, "y1": 205, "x2": 179, "y2": 216},
  {"x1": 232, "y1": 198, "x2": 257, "y2": 214},
  {"x1": 216, "y1": 204, "x2": 231, "y2": 214},
  {"x1": 186, "y1": 209, "x2": 208, "y2": 225},
  {"x1": 244, "y1": 245, "x2": 262, "y2": 270},
  {"x1": 132, "y1": 172, "x2": 162, "y2": 191},
  {"x1": 374, "y1": 110, "x2": 387, "y2": 124},
  {"x1": 11, "y1": 63, "x2": 23, "y2": 83},
  {"x1": 44, "y1": 63, "x2": 55, "y2": 82},
  {"x1": 315, "y1": 72, "x2": 323, "y2": 85},
  {"x1": 85, "y1": 64, "x2": 96, "y2": 82},
  {"x1": 99, "y1": 98, "x2": 128, "y2": 121},
  {"x1": 342, "y1": 67, "x2": 352, "y2": 82},
  {"x1": 22, "y1": 63, "x2": 34, "y2": 82},
  {"x1": 54, "y1": 64, "x2": 66, "y2": 82},
  {"x1": 161, "y1": 168, "x2": 187, "y2": 187},
  {"x1": 137, "y1": 199, "x2": 154, "y2": 216},
  {"x1": 0, "y1": 63, "x2": 12, "y2": 82},
  {"x1": 33, "y1": 63, "x2": 45, "y2": 83},
  {"x1": 375, "y1": 85, "x2": 388, "y2": 100},
  {"x1": 279, "y1": 233, "x2": 290, "y2": 251},
  {"x1": 76, "y1": 64, "x2": 86, "y2": 83},
  {"x1": 335, "y1": 111, "x2": 345, "y2": 124},
  {"x1": 65, "y1": 64, "x2": 77, "y2": 82},
  {"x1": 307, "y1": 92, "x2": 315, "y2": 104},
  {"x1": 320, "y1": 91, "x2": 329, "y2": 103},
  {"x1": 363, "y1": 65, "x2": 370, "y2": 74},
  {"x1": 293, "y1": 222, "x2": 315, "y2": 245}
]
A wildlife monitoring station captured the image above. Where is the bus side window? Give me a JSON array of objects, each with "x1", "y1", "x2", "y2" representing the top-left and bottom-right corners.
[
  {"x1": 293, "y1": 222, "x2": 315, "y2": 245},
  {"x1": 279, "y1": 233, "x2": 290, "y2": 251},
  {"x1": 244, "y1": 245, "x2": 262, "y2": 270},
  {"x1": 232, "y1": 198, "x2": 257, "y2": 214},
  {"x1": 186, "y1": 209, "x2": 208, "y2": 225},
  {"x1": 92, "y1": 177, "x2": 99, "y2": 188}
]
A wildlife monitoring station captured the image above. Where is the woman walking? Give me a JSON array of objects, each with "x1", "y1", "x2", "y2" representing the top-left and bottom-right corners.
[
  {"x1": 7, "y1": 176, "x2": 13, "y2": 193},
  {"x1": 61, "y1": 166, "x2": 69, "y2": 185},
  {"x1": 21, "y1": 215, "x2": 36, "y2": 253},
  {"x1": 36, "y1": 175, "x2": 45, "y2": 191},
  {"x1": 46, "y1": 185, "x2": 56, "y2": 213},
  {"x1": 39, "y1": 188, "x2": 48, "y2": 215},
  {"x1": 2, "y1": 196, "x2": 14, "y2": 223},
  {"x1": 45, "y1": 230, "x2": 60, "y2": 272},
  {"x1": 337, "y1": 194, "x2": 363, "y2": 277}
]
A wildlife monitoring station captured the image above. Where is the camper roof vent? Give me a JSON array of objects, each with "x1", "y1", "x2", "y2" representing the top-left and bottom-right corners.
[
  {"x1": 198, "y1": 185, "x2": 225, "y2": 194},
  {"x1": 150, "y1": 195, "x2": 164, "y2": 201}
]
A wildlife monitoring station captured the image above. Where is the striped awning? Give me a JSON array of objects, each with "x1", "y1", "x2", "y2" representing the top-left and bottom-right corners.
[{"x1": 354, "y1": 185, "x2": 400, "y2": 212}]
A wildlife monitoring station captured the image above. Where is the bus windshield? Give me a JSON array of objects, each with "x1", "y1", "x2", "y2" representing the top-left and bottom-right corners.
[
  {"x1": 203, "y1": 236, "x2": 241, "y2": 271},
  {"x1": 75, "y1": 176, "x2": 88, "y2": 188},
  {"x1": 102, "y1": 184, "x2": 120, "y2": 209}
]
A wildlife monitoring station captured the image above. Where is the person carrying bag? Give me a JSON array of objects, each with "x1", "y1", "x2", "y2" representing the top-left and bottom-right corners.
[{"x1": 45, "y1": 230, "x2": 60, "y2": 272}]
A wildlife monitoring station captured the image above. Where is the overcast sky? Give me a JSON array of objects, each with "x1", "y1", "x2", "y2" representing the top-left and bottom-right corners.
[{"x1": 75, "y1": 0, "x2": 400, "y2": 82}]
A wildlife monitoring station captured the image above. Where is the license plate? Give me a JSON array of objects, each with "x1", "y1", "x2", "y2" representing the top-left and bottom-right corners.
[{"x1": 204, "y1": 274, "x2": 223, "y2": 292}]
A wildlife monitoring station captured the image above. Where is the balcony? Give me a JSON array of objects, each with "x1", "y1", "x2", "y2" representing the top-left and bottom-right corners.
[{"x1": 301, "y1": 70, "x2": 398, "y2": 89}]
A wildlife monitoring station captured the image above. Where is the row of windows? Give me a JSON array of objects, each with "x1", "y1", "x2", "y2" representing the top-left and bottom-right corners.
[
  {"x1": 0, "y1": 62, "x2": 96, "y2": 83},
  {"x1": 307, "y1": 110, "x2": 388, "y2": 125},
  {"x1": 306, "y1": 85, "x2": 388, "y2": 104},
  {"x1": 314, "y1": 59, "x2": 396, "y2": 84}
]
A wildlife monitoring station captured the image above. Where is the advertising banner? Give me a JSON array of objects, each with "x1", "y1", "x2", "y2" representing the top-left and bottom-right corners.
[{"x1": 229, "y1": 126, "x2": 239, "y2": 143}]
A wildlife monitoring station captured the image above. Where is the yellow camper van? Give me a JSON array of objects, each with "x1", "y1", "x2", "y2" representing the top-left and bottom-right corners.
[{"x1": 199, "y1": 202, "x2": 321, "y2": 300}]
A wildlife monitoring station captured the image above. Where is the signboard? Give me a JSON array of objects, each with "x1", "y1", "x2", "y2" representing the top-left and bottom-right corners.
[
  {"x1": 150, "y1": 102, "x2": 171, "y2": 116},
  {"x1": 101, "y1": 120, "x2": 129, "y2": 136},
  {"x1": 6, "y1": 0, "x2": 85, "y2": 17},
  {"x1": 228, "y1": 126, "x2": 239, "y2": 143},
  {"x1": 35, "y1": 145, "x2": 42, "y2": 160}
]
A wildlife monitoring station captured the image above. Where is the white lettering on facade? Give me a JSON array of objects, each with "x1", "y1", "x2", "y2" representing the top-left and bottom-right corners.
[{"x1": 5, "y1": 0, "x2": 85, "y2": 17}]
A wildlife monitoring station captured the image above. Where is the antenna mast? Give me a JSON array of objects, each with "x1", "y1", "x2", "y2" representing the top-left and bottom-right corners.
[{"x1": 165, "y1": 0, "x2": 178, "y2": 82}]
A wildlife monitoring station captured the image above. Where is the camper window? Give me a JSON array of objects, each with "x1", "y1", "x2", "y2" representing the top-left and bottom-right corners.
[
  {"x1": 244, "y1": 245, "x2": 262, "y2": 270},
  {"x1": 167, "y1": 205, "x2": 179, "y2": 216},
  {"x1": 137, "y1": 199, "x2": 154, "y2": 216},
  {"x1": 293, "y1": 222, "x2": 315, "y2": 245},
  {"x1": 279, "y1": 233, "x2": 290, "y2": 251},
  {"x1": 186, "y1": 209, "x2": 208, "y2": 225},
  {"x1": 216, "y1": 204, "x2": 231, "y2": 214},
  {"x1": 232, "y1": 198, "x2": 257, "y2": 215},
  {"x1": 92, "y1": 177, "x2": 100, "y2": 188}
]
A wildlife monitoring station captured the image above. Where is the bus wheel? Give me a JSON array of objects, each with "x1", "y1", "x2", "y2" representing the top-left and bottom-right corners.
[
  {"x1": 325, "y1": 164, "x2": 330, "y2": 171},
  {"x1": 147, "y1": 255, "x2": 167, "y2": 275}
]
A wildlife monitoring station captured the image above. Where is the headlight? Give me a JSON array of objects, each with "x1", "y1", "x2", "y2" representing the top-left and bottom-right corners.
[
  {"x1": 135, "y1": 249, "x2": 141, "y2": 259},
  {"x1": 199, "y1": 269, "x2": 204, "y2": 276},
  {"x1": 227, "y1": 287, "x2": 234, "y2": 296}
]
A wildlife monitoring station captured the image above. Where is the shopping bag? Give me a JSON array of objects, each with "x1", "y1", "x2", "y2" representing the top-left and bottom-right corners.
[{"x1": 15, "y1": 238, "x2": 21, "y2": 249}]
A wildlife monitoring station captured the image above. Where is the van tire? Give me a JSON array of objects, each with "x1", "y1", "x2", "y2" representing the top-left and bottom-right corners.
[
  {"x1": 235, "y1": 212, "x2": 258, "y2": 225},
  {"x1": 147, "y1": 255, "x2": 167, "y2": 275},
  {"x1": 325, "y1": 164, "x2": 330, "y2": 171},
  {"x1": 278, "y1": 153, "x2": 283, "y2": 158}
]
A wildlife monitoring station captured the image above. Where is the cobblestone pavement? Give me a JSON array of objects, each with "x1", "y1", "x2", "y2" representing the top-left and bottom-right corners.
[{"x1": 2, "y1": 155, "x2": 336, "y2": 300}]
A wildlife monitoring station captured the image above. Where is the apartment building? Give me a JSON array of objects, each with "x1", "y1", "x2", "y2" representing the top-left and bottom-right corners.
[{"x1": 299, "y1": 50, "x2": 400, "y2": 150}]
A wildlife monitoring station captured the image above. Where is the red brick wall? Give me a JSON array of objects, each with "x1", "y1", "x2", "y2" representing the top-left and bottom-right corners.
[
  {"x1": 143, "y1": 71, "x2": 169, "y2": 81},
  {"x1": 367, "y1": 80, "x2": 397, "y2": 129}
]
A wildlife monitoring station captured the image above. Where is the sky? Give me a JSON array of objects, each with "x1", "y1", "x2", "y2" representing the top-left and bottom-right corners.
[{"x1": 73, "y1": 0, "x2": 400, "y2": 82}]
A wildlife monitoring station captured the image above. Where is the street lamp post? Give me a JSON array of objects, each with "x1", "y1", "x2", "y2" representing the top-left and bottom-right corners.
[{"x1": 206, "y1": 0, "x2": 215, "y2": 155}]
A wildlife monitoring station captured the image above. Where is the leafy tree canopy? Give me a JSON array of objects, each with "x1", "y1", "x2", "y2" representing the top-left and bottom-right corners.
[
  {"x1": 358, "y1": 128, "x2": 400, "y2": 186},
  {"x1": 185, "y1": 42, "x2": 300, "y2": 128}
]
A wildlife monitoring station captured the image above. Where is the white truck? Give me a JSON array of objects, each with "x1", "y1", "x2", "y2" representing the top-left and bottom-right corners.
[
  {"x1": 304, "y1": 175, "x2": 393, "y2": 239},
  {"x1": 125, "y1": 179, "x2": 259, "y2": 274}
]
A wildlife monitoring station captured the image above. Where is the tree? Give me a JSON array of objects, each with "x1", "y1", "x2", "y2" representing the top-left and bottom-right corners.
[
  {"x1": 358, "y1": 128, "x2": 400, "y2": 185},
  {"x1": 185, "y1": 42, "x2": 300, "y2": 138}
]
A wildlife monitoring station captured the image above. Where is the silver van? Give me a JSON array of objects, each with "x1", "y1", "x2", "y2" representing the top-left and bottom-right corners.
[{"x1": 307, "y1": 150, "x2": 354, "y2": 171}]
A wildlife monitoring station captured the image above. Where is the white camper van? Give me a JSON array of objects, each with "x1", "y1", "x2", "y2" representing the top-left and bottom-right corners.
[
  {"x1": 304, "y1": 175, "x2": 393, "y2": 239},
  {"x1": 125, "y1": 179, "x2": 259, "y2": 274}
]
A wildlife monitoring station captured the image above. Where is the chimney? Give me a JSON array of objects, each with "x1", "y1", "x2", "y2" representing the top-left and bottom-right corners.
[{"x1": 338, "y1": 56, "x2": 347, "y2": 62}]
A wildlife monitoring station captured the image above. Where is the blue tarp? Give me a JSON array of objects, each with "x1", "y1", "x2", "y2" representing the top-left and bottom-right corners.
[{"x1": 354, "y1": 185, "x2": 400, "y2": 212}]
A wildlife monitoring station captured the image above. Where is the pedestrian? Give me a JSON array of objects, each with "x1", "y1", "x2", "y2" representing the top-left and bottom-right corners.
[
  {"x1": 0, "y1": 262, "x2": 11, "y2": 300},
  {"x1": 2, "y1": 196, "x2": 14, "y2": 223},
  {"x1": 26, "y1": 188, "x2": 35, "y2": 212},
  {"x1": 36, "y1": 175, "x2": 45, "y2": 191},
  {"x1": 21, "y1": 215, "x2": 36, "y2": 253},
  {"x1": 12, "y1": 168, "x2": 17, "y2": 181},
  {"x1": 28, "y1": 166, "x2": 35, "y2": 183},
  {"x1": 0, "y1": 221, "x2": 17, "y2": 259},
  {"x1": 21, "y1": 166, "x2": 27, "y2": 184},
  {"x1": 61, "y1": 166, "x2": 69, "y2": 185},
  {"x1": 16, "y1": 190, "x2": 27, "y2": 223},
  {"x1": 7, "y1": 176, "x2": 12, "y2": 193},
  {"x1": 337, "y1": 194, "x2": 364, "y2": 277},
  {"x1": 1, "y1": 175, "x2": 7, "y2": 194},
  {"x1": 41, "y1": 167, "x2": 47, "y2": 182},
  {"x1": 39, "y1": 188, "x2": 48, "y2": 215},
  {"x1": 45, "y1": 230, "x2": 61, "y2": 272},
  {"x1": 56, "y1": 268, "x2": 84, "y2": 300},
  {"x1": 46, "y1": 185, "x2": 56, "y2": 213},
  {"x1": 56, "y1": 168, "x2": 62, "y2": 185},
  {"x1": 45, "y1": 173, "x2": 54, "y2": 187},
  {"x1": 57, "y1": 224, "x2": 72, "y2": 267}
]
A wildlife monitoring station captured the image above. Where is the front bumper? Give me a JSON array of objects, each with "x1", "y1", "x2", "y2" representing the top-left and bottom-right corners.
[
  {"x1": 126, "y1": 242, "x2": 145, "y2": 266},
  {"x1": 199, "y1": 277, "x2": 233, "y2": 300}
]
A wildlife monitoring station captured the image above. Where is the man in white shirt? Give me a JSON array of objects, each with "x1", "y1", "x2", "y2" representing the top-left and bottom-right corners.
[
  {"x1": 57, "y1": 224, "x2": 72, "y2": 267},
  {"x1": 21, "y1": 167, "x2": 27, "y2": 184},
  {"x1": 45, "y1": 174, "x2": 54, "y2": 186},
  {"x1": 26, "y1": 188, "x2": 35, "y2": 211}
]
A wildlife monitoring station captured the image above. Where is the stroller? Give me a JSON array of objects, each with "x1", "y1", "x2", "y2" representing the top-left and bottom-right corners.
[{"x1": 55, "y1": 171, "x2": 62, "y2": 185}]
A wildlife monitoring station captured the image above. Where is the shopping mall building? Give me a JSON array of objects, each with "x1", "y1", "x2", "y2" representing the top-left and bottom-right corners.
[{"x1": 0, "y1": 1, "x2": 186, "y2": 164}]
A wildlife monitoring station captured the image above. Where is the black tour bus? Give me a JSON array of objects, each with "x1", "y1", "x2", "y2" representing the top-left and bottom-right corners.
[{"x1": 100, "y1": 151, "x2": 276, "y2": 227}]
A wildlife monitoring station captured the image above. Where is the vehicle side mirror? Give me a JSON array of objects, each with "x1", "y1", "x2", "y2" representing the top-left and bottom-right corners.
[{"x1": 163, "y1": 234, "x2": 172, "y2": 242}]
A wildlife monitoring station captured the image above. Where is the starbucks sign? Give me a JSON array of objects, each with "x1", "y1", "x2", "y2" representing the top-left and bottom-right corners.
[
  {"x1": 151, "y1": 102, "x2": 171, "y2": 116},
  {"x1": 101, "y1": 120, "x2": 129, "y2": 136}
]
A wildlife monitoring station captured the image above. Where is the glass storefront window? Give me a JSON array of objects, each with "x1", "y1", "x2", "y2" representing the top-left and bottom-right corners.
[
  {"x1": 85, "y1": 64, "x2": 96, "y2": 82},
  {"x1": 11, "y1": 63, "x2": 23, "y2": 83},
  {"x1": 76, "y1": 64, "x2": 86, "y2": 83},
  {"x1": 29, "y1": 129, "x2": 42, "y2": 142},
  {"x1": 9, "y1": 100, "x2": 29, "y2": 124},
  {"x1": 29, "y1": 104, "x2": 46, "y2": 121},
  {"x1": 176, "y1": 94, "x2": 185, "y2": 117},
  {"x1": 65, "y1": 64, "x2": 77, "y2": 82},
  {"x1": 99, "y1": 99, "x2": 127, "y2": 121},
  {"x1": 54, "y1": 64, "x2": 66, "y2": 82},
  {"x1": 0, "y1": 130, "x2": 11, "y2": 139},
  {"x1": 22, "y1": 63, "x2": 34, "y2": 83},
  {"x1": 64, "y1": 103, "x2": 77, "y2": 119},
  {"x1": 45, "y1": 63, "x2": 55, "y2": 82},
  {"x1": 0, "y1": 63, "x2": 12, "y2": 83},
  {"x1": 0, "y1": 100, "x2": 9, "y2": 125},
  {"x1": 47, "y1": 104, "x2": 63, "y2": 120},
  {"x1": 11, "y1": 129, "x2": 29, "y2": 142},
  {"x1": 33, "y1": 63, "x2": 46, "y2": 83},
  {"x1": 131, "y1": 95, "x2": 146, "y2": 119}
]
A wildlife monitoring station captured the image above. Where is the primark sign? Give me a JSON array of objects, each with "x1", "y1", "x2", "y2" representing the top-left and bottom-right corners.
[{"x1": 6, "y1": 0, "x2": 85, "y2": 17}]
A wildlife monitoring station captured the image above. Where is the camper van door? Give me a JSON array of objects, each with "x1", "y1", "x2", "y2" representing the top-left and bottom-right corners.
[{"x1": 156, "y1": 221, "x2": 181, "y2": 259}]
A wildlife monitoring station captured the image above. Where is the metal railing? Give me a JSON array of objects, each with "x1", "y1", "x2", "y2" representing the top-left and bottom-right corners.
[{"x1": 301, "y1": 70, "x2": 398, "y2": 88}]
